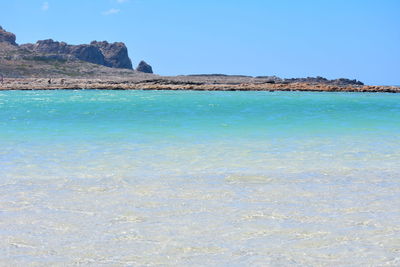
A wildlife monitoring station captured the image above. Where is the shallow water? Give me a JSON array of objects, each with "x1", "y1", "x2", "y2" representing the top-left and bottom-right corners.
[{"x1": 1, "y1": 90, "x2": 400, "y2": 266}]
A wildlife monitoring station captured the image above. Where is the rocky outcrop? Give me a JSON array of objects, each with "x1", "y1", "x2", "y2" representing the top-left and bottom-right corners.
[
  {"x1": 0, "y1": 27, "x2": 156, "y2": 76},
  {"x1": 21, "y1": 39, "x2": 69, "y2": 54},
  {"x1": 21, "y1": 39, "x2": 133, "y2": 69},
  {"x1": 21, "y1": 39, "x2": 106, "y2": 66},
  {"x1": 69, "y1": 45, "x2": 105, "y2": 65},
  {"x1": 136, "y1": 61, "x2": 153, "y2": 73},
  {"x1": 0, "y1": 26, "x2": 17, "y2": 46},
  {"x1": 283, "y1": 76, "x2": 364, "y2": 86},
  {"x1": 331, "y1": 78, "x2": 364, "y2": 86},
  {"x1": 254, "y1": 76, "x2": 364, "y2": 86},
  {"x1": 91, "y1": 41, "x2": 132, "y2": 69}
]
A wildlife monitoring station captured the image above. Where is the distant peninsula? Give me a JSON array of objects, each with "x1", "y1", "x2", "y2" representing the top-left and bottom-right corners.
[
  {"x1": 0, "y1": 26, "x2": 153, "y2": 77},
  {"x1": 1, "y1": 26, "x2": 399, "y2": 93}
]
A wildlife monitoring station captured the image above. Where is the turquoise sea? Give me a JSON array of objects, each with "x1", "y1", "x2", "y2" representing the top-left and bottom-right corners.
[{"x1": 1, "y1": 90, "x2": 400, "y2": 266}]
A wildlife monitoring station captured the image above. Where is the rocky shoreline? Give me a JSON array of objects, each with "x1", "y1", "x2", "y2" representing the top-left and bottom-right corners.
[{"x1": 1, "y1": 77, "x2": 399, "y2": 93}]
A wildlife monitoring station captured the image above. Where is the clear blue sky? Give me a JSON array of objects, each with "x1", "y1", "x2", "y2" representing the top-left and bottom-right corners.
[{"x1": 1, "y1": 0, "x2": 399, "y2": 85}]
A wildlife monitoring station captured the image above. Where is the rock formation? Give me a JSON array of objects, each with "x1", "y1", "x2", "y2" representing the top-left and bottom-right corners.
[
  {"x1": 21, "y1": 39, "x2": 106, "y2": 65},
  {"x1": 0, "y1": 26, "x2": 17, "y2": 46},
  {"x1": 91, "y1": 41, "x2": 132, "y2": 69},
  {"x1": 254, "y1": 76, "x2": 364, "y2": 86},
  {"x1": 136, "y1": 61, "x2": 153, "y2": 73},
  {"x1": 21, "y1": 39, "x2": 69, "y2": 54},
  {"x1": 283, "y1": 76, "x2": 364, "y2": 86},
  {"x1": 0, "y1": 26, "x2": 157, "y2": 77},
  {"x1": 69, "y1": 45, "x2": 106, "y2": 66},
  {"x1": 20, "y1": 39, "x2": 133, "y2": 70}
]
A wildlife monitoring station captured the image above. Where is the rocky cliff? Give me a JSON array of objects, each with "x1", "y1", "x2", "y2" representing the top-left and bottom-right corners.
[
  {"x1": 21, "y1": 40, "x2": 106, "y2": 66},
  {"x1": 91, "y1": 41, "x2": 132, "y2": 69},
  {"x1": 0, "y1": 26, "x2": 156, "y2": 78},
  {"x1": 21, "y1": 39, "x2": 133, "y2": 69},
  {"x1": 0, "y1": 26, "x2": 17, "y2": 46}
]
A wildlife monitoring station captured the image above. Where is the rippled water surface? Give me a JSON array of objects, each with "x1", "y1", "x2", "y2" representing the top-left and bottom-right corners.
[{"x1": 1, "y1": 90, "x2": 400, "y2": 266}]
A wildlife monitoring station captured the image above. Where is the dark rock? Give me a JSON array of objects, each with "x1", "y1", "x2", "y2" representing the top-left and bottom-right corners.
[
  {"x1": 27, "y1": 39, "x2": 70, "y2": 54},
  {"x1": 0, "y1": 26, "x2": 17, "y2": 46},
  {"x1": 284, "y1": 76, "x2": 328, "y2": 84},
  {"x1": 22, "y1": 39, "x2": 105, "y2": 66},
  {"x1": 91, "y1": 41, "x2": 132, "y2": 69},
  {"x1": 332, "y1": 78, "x2": 364, "y2": 86},
  {"x1": 69, "y1": 45, "x2": 105, "y2": 65},
  {"x1": 136, "y1": 60, "x2": 153, "y2": 73},
  {"x1": 283, "y1": 76, "x2": 363, "y2": 86},
  {"x1": 22, "y1": 39, "x2": 133, "y2": 69}
]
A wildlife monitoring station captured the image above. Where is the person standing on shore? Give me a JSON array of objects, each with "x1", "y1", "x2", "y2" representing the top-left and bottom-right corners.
[{"x1": 0, "y1": 73, "x2": 3, "y2": 84}]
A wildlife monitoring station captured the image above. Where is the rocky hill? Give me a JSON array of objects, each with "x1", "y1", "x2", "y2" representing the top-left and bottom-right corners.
[{"x1": 0, "y1": 26, "x2": 153, "y2": 78}]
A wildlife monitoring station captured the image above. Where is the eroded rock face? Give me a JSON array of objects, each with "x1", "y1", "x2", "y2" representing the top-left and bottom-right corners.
[
  {"x1": 69, "y1": 45, "x2": 105, "y2": 65},
  {"x1": 21, "y1": 39, "x2": 135, "y2": 69},
  {"x1": 0, "y1": 26, "x2": 17, "y2": 46},
  {"x1": 1, "y1": 27, "x2": 150, "y2": 71},
  {"x1": 21, "y1": 39, "x2": 106, "y2": 66},
  {"x1": 91, "y1": 41, "x2": 132, "y2": 69},
  {"x1": 136, "y1": 61, "x2": 153, "y2": 73}
]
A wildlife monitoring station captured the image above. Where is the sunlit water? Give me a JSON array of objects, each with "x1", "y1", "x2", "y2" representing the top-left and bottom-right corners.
[{"x1": 1, "y1": 90, "x2": 400, "y2": 266}]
